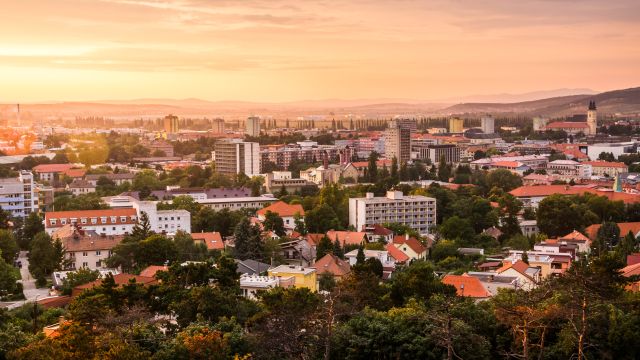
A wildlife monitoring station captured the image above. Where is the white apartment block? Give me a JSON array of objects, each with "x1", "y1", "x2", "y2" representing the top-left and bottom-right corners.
[
  {"x1": 246, "y1": 116, "x2": 261, "y2": 137},
  {"x1": 198, "y1": 195, "x2": 278, "y2": 211},
  {"x1": 349, "y1": 191, "x2": 437, "y2": 235},
  {"x1": 214, "y1": 139, "x2": 261, "y2": 177},
  {"x1": 130, "y1": 200, "x2": 191, "y2": 235},
  {"x1": 45, "y1": 208, "x2": 138, "y2": 236},
  {"x1": 0, "y1": 171, "x2": 38, "y2": 218}
]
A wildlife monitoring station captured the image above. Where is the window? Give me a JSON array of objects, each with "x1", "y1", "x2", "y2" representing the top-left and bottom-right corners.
[
  {"x1": 91, "y1": 217, "x2": 97, "y2": 224},
  {"x1": 100, "y1": 217, "x2": 107, "y2": 223},
  {"x1": 110, "y1": 216, "x2": 116, "y2": 223},
  {"x1": 61, "y1": 218, "x2": 67, "y2": 225},
  {"x1": 81, "y1": 218, "x2": 87, "y2": 224},
  {"x1": 95, "y1": 250, "x2": 101, "y2": 256},
  {"x1": 120, "y1": 216, "x2": 126, "y2": 222},
  {"x1": 112, "y1": 227, "x2": 116, "y2": 231},
  {"x1": 82, "y1": 262, "x2": 88, "y2": 268},
  {"x1": 96, "y1": 261, "x2": 101, "y2": 267},
  {"x1": 83, "y1": 251, "x2": 88, "y2": 256},
  {"x1": 50, "y1": 219, "x2": 57, "y2": 225}
]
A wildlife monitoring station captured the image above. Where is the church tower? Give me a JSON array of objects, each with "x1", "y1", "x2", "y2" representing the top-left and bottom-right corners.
[{"x1": 587, "y1": 100, "x2": 597, "y2": 135}]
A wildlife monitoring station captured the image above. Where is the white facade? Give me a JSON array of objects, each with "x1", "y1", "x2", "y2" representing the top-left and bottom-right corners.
[
  {"x1": 246, "y1": 116, "x2": 261, "y2": 137},
  {"x1": 481, "y1": 116, "x2": 495, "y2": 134},
  {"x1": 587, "y1": 142, "x2": 636, "y2": 160},
  {"x1": 45, "y1": 209, "x2": 138, "y2": 236},
  {"x1": 132, "y1": 201, "x2": 191, "y2": 235},
  {"x1": 349, "y1": 191, "x2": 437, "y2": 235},
  {"x1": 0, "y1": 171, "x2": 38, "y2": 218},
  {"x1": 214, "y1": 139, "x2": 261, "y2": 177},
  {"x1": 198, "y1": 195, "x2": 278, "y2": 211}
]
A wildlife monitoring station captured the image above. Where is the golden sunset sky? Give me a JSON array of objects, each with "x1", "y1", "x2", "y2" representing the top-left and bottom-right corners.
[{"x1": 1, "y1": 0, "x2": 639, "y2": 102}]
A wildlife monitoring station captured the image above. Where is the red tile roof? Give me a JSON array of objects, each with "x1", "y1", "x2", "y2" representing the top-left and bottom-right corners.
[
  {"x1": 492, "y1": 161, "x2": 524, "y2": 168},
  {"x1": 326, "y1": 230, "x2": 367, "y2": 246},
  {"x1": 191, "y1": 232, "x2": 224, "y2": 250},
  {"x1": 313, "y1": 253, "x2": 351, "y2": 277},
  {"x1": 64, "y1": 169, "x2": 86, "y2": 178},
  {"x1": 585, "y1": 222, "x2": 640, "y2": 240},
  {"x1": 45, "y1": 208, "x2": 137, "y2": 228},
  {"x1": 497, "y1": 260, "x2": 530, "y2": 277},
  {"x1": 559, "y1": 230, "x2": 590, "y2": 242},
  {"x1": 139, "y1": 265, "x2": 168, "y2": 278},
  {"x1": 582, "y1": 161, "x2": 628, "y2": 169},
  {"x1": 510, "y1": 185, "x2": 640, "y2": 204},
  {"x1": 392, "y1": 235, "x2": 427, "y2": 254},
  {"x1": 349, "y1": 160, "x2": 393, "y2": 169},
  {"x1": 33, "y1": 164, "x2": 75, "y2": 173},
  {"x1": 385, "y1": 243, "x2": 409, "y2": 263},
  {"x1": 37, "y1": 296, "x2": 72, "y2": 309},
  {"x1": 545, "y1": 122, "x2": 590, "y2": 129},
  {"x1": 305, "y1": 233, "x2": 325, "y2": 246},
  {"x1": 72, "y1": 273, "x2": 156, "y2": 297},
  {"x1": 442, "y1": 274, "x2": 491, "y2": 298},
  {"x1": 256, "y1": 201, "x2": 305, "y2": 217}
]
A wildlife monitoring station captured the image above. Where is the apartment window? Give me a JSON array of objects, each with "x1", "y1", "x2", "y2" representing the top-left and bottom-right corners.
[
  {"x1": 96, "y1": 250, "x2": 101, "y2": 256},
  {"x1": 50, "y1": 219, "x2": 57, "y2": 225},
  {"x1": 120, "y1": 216, "x2": 126, "y2": 222},
  {"x1": 82, "y1": 262, "x2": 88, "y2": 268},
  {"x1": 177, "y1": 217, "x2": 181, "y2": 221},
  {"x1": 91, "y1": 217, "x2": 97, "y2": 224},
  {"x1": 83, "y1": 251, "x2": 88, "y2": 257},
  {"x1": 61, "y1": 219, "x2": 67, "y2": 225},
  {"x1": 81, "y1": 218, "x2": 87, "y2": 224},
  {"x1": 112, "y1": 227, "x2": 116, "y2": 231},
  {"x1": 70, "y1": 218, "x2": 78, "y2": 224},
  {"x1": 170, "y1": 217, "x2": 174, "y2": 220},
  {"x1": 100, "y1": 217, "x2": 107, "y2": 223},
  {"x1": 110, "y1": 216, "x2": 116, "y2": 223},
  {"x1": 96, "y1": 261, "x2": 101, "y2": 267}
]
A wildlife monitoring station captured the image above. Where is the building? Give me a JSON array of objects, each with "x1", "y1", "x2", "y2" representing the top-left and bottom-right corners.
[
  {"x1": 510, "y1": 184, "x2": 640, "y2": 208},
  {"x1": 442, "y1": 274, "x2": 492, "y2": 299},
  {"x1": 32, "y1": 164, "x2": 77, "y2": 185},
  {"x1": 392, "y1": 234, "x2": 428, "y2": 260},
  {"x1": 211, "y1": 118, "x2": 225, "y2": 133},
  {"x1": 191, "y1": 232, "x2": 225, "y2": 251},
  {"x1": 299, "y1": 164, "x2": 342, "y2": 187},
  {"x1": 240, "y1": 274, "x2": 294, "y2": 300},
  {"x1": 587, "y1": 142, "x2": 637, "y2": 160},
  {"x1": 256, "y1": 201, "x2": 305, "y2": 230},
  {"x1": 481, "y1": 116, "x2": 495, "y2": 134},
  {"x1": 587, "y1": 100, "x2": 597, "y2": 135},
  {"x1": 349, "y1": 191, "x2": 437, "y2": 235},
  {"x1": 246, "y1": 116, "x2": 261, "y2": 137},
  {"x1": 264, "y1": 171, "x2": 316, "y2": 194},
  {"x1": 268, "y1": 265, "x2": 317, "y2": 291},
  {"x1": 541, "y1": 101, "x2": 598, "y2": 136},
  {"x1": 312, "y1": 254, "x2": 351, "y2": 280},
  {"x1": 66, "y1": 179, "x2": 96, "y2": 196},
  {"x1": 214, "y1": 139, "x2": 260, "y2": 177},
  {"x1": 53, "y1": 225, "x2": 123, "y2": 270},
  {"x1": 45, "y1": 208, "x2": 138, "y2": 236},
  {"x1": 412, "y1": 143, "x2": 461, "y2": 164},
  {"x1": 261, "y1": 143, "x2": 353, "y2": 171},
  {"x1": 344, "y1": 249, "x2": 398, "y2": 279},
  {"x1": 142, "y1": 139, "x2": 174, "y2": 157},
  {"x1": 85, "y1": 173, "x2": 135, "y2": 186},
  {"x1": 72, "y1": 273, "x2": 156, "y2": 297},
  {"x1": 0, "y1": 171, "x2": 39, "y2": 218},
  {"x1": 582, "y1": 161, "x2": 628, "y2": 177},
  {"x1": 36, "y1": 184, "x2": 54, "y2": 212},
  {"x1": 198, "y1": 195, "x2": 278, "y2": 212},
  {"x1": 131, "y1": 201, "x2": 191, "y2": 235},
  {"x1": 163, "y1": 114, "x2": 179, "y2": 134},
  {"x1": 495, "y1": 260, "x2": 539, "y2": 290},
  {"x1": 448, "y1": 118, "x2": 464, "y2": 133},
  {"x1": 326, "y1": 230, "x2": 368, "y2": 247},
  {"x1": 546, "y1": 160, "x2": 592, "y2": 181},
  {"x1": 385, "y1": 119, "x2": 413, "y2": 163},
  {"x1": 532, "y1": 117, "x2": 548, "y2": 132}
]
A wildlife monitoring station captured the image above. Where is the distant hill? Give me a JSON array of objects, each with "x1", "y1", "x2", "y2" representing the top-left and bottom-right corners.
[{"x1": 439, "y1": 88, "x2": 597, "y2": 103}]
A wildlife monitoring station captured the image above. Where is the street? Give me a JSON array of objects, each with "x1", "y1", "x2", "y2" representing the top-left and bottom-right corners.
[{"x1": 2, "y1": 251, "x2": 50, "y2": 310}]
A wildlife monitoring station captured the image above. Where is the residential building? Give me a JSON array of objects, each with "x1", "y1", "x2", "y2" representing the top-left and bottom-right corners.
[
  {"x1": 32, "y1": 163, "x2": 77, "y2": 185},
  {"x1": 198, "y1": 195, "x2": 278, "y2": 211},
  {"x1": 240, "y1": 274, "x2": 295, "y2": 300},
  {"x1": 312, "y1": 254, "x2": 351, "y2": 280},
  {"x1": 246, "y1": 116, "x2": 261, "y2": 137},
  {"x1": 85, "y1": 173, "x2": 135, "y2": 186},
  {"x1": 546, "y1": 160, "x2": 592, "y2": 181},
  {"x1": 235, "y1": 259, "x2": 271, "y2": 275},
  {"x1": 256, "y1": 201, "x2": 305, "y2": 230},
  {"x1": 481, "y1": 116, "x2": 495, "y2": 134},
  {"x1": 341, "y1": 159, "x2": 392, "y2": 181},
  {"x1": 300, "y1": 164, "x2": 342, "y2": 187},
  {"x1": 392, "y1": 234, "x2": 428, "y2": 260},
  {"x1": 412, "y1": 143, "x2": 461, "y2": 164},
  {"x1": 36, "y1": 183, "x2": 54, "y2": 212},
  {"x1": 585, "y1": 222, "x2": 640, "y2": 244},
  {"x1": 66, "y1": 179, "x2": 96, "y2": 196},
  {"x1": 119, "y1": 186, "x2": 251, "y2": 201},
  {"x1": 448, "y1": 118, "x2": 464, "y2": 133},
  {"x1": 0, "y1": 171, "x2": 38, "y2": 218},
  {"x1": 132, "y1": 200, "x2": 191, "y2": 235},
  {"x1": 191, "y1": 232, "x2": 224, "y2": 251},
  {"x1": 363, "y1": 224, "x2": 394, "y2": 243},
  {"x1": 163, "y1": 114, "x2": 179, "y2": 134},
  {"x1": 385, "y1": 119, "x2": 414, "y2": 163},
  {"x1": 264, "y1": 171, "x2": 316, "y2": 194},
  {"x1": 344, "y1": 249, "x2": 398, "y2": 279},
  {"x1": 471, "y1": 155, "x2": 549, "y2": 171},
  {"x1": 268, "y1": 265, "x2": 317, "y2": 291},
  {"x1": 582, "y1": 161, "x2": 628, "y2": 177},
  {"x1": 45, "y1": 208, "x2": 138, "y2": 236},
  {"x1": 442, "y1": 274, "x2": 491, "y2": 299},
  {"x1": 261, "y1": 143, "x2": 353, "y2": 171},
  {"x1": 326, "y1": 230, "x2": 368, "y2": 247},
  {"x1": 519, "y1": 219, "x2": 539, "y2": 237},
  {"x1": 72, "y1": 273, "x2": 156, "y2": 297},
  {"x1": 52, "y1": 225, "x2": 123, "y2": 270},
  {"x1": 349, "y1": 191, "x2": 437, "y2": 235},
  {"x1": 503, "y1": 250, "x2": 572, "y2": 278},
  {"x1": 211, "y1": 118, "x2": 225, "y2": 133},
  {"x1": 214, "y1": 139, "x2": 260, "y2": 176},
  {"x1": 495, "y1": 260, "x2": 539, "y2": 290},
  {"x1": 142, "y1": 139, "x2": 174, "y2": 157},
  {"x1": 278, "y1": 238, "x2": 315, "y2": 267},
  {"x1": 510, "y1": 184, "x2": 640, "y2": 208},
  {"x1": 139, "y1": 265, "x2": 168, "y2": 278}
]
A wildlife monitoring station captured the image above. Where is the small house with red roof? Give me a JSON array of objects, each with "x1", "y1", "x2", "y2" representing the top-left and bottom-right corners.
[
  {"x1": 312, "y1": 253, "x2": 351, "y2": 279},
  {"x1": 496, "y1": 260, "x2": 539, "y2": 290},
  {"x1": 191, "y1": 232, "x2": 225, "y2": 251},
  {"x1": 392, "y1": 234, "x2": 428, "y2": 260},
  {"x1": 256, "y1": 201, "x2": 305, "y2": 230},
  {"x1": 363, "y1": 224, "x2": 394, "y2": 243},
  {"x1": 71, "y1": 273, "x2": 157, "y2": 297},
  {"x1": 385, "y1": 243, "x2": 409, "y2": 264},
  {"x1": 442, "y1": 274, "x2": 492, "y2": 299},
  {"x1": 326, "y1": 230, "x2": 368, "y2": 247},
  {"x1": 139, "y1": 265, "x2": 168, "y2": 278}
]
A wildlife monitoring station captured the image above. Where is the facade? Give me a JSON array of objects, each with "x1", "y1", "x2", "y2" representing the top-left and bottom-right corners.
[
  {"x1": 532, "y1": 117, "x2": 548, "y2": 132},
  {"x1": 587, "y1": 100, "x2": 597, "y2": 135},
  {"x1": 246, "y1": 116, "x2": 261, "y2": 137},
  {"x1": 349, "y1": 191, "x2": 437, "y2": 235},
  {"x1": 32, "y1": 163, "x2": 76, "y2": 184},
  {"x1": 582, "y1": 161, "x2": 628, "y2": 177},
  {"x1": 260, "y1": 144, "x2": 353, "y2": 170},
  {"x1": 268, "y1": 265, "x2": 317, "y2": 291},
  {"x1": 384, "y1": 119, "x2": 413, "y2": 163},
  {"x1": 481, "y1": 116, "x2": 495, "y2": 134},
  {"x1": 587, "y1": 142, "x2": 637, "y2": 160},
  {"x1": 256, "y1": 201, "x2": 305, "y2": 230},
  {"x1": 211, "y1": 118, "x2": 225, "y2": 133},
  {"x1": 66, "y1": 179, "x2": 96, "y2": 196},
  {"x1": 546, "y1": 160, "x2": 592, "y2": 181},
  {"x1": 132, "y1": 201, "x2": 191, "y2": 235},
  {"x1": 264, "y1": 171, "x2": 316, "y2": 194},
  {"x1": 412, "y1": 143, "x2": 461, "y2": 164},
  {"x1": 214, "y1": 139, "x2": 260, "y2": 176},
  {"x1": 45, "y1": 208, "x2": 138, "y2": 236},
  {"x1": 163, "y1": 114, "x2": 179, "y2": 134},
  {"x1": 142, "y1": 140, "x2": 174, "y2": 157},
  {"x1": 448, "y1": 118, "x2": 464, "y2": 133},
  {"x1": 54, "y1": 226, "x2": 123, "y2": 270},
  {"x1": 0, "y1": 171, "x2": 38, "y2": 218},
  {"x1": 240, "y1": 274, "x2": 294, "y2": 300},
  {"x1": 85, "y1": 173, "x2": 135, "y2": 186},
  {"x1": 197, "y1": 195, "x2": 278, "y2": 211},
  {"x1": 299, "y1": 165, "x2": 342, "y2": 187}
]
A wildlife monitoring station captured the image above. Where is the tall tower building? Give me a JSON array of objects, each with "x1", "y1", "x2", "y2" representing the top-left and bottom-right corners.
[
  {"x1": 246, "y1": 116, "x2": 261, "y2": 137},
  {"x1": 587, "y1": 101, "x2": 597, "y2": 135},
  {"x1": 385, "y1": 119, "x2": 414, "y2": 163},
  {"x1": 163, "y1": 114, "x2": 179, "y2": 134},
  {"x1": 213, "y1": 139, "x2": 260, "y2": 176},
  {"x1": 211, "y1": 118, "x2": 225, "y2": 134},
  {"x1": 448, "y1": 118, "x2": 464, "y2": 133},
  {"x1": 480, "y1": 116, "x2": 495, "y2": 134}
]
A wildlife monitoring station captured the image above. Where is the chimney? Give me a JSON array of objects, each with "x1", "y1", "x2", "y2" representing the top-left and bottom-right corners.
[{"x1": 405, "y1": 233, "x2": 409, "y2": 241}]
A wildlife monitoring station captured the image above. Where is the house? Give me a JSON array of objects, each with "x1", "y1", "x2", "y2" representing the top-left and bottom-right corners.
[
  {"x1": 33, "y1": 164, "x2": 79, "y2": 185},
  {"x1": 312, "y1": 254, "x2": 351, "y2": 279},
  {"x1": 52, "y1": 225, "x2": 124, "y2": 270},
  {"x1": 85, "y1": 173, "x2": 135, "y2": 186},
  {"x1": 344, "y1": 249, "x2": 397, "y2": 279},
  {"x1": 139, "y1": 265, "x2": 168, "y2": 278},
  {"x1": 279, "y1": 238, "x2": 315, "y2": 267},
  {"x1": 509, "y1": 185, "x2": 640, "y2": 208},
  {"x1": 503, "y1": 250, "x2": 572, "y2": 278},
  {"x1": 582, "y1": 161, "x2": 628, "y2": 177},
  {"x1": 191, "y1": 232, "x2": 224, "y2": 251},
  {"x1": 71, "y1": 273, "x2": 156, "y2": 297},
  {"x1": 442, "y1": 274, "x2": 492, "y2": 299},
  {"x1": 585, "y1": 222, "x2": 640, "y2": 243},
  {"x1": 326, "y1": 230, "x2": 368, "y2": 247},
  {"x1": 385, "y1": 243, "x2": 410, "y2": 264},
  {"x1": 465, "y1": 272, "x2": 519, "y2": 296},
  {"x1": 66, "y1": 179, "x2": 96, "y2": 196},
  {"x1": 557, "y1": 230, "x2": 592, "y2": 253},
  {"x1": 240, "y1": 274, "x2": 295, "y2": 300},
  {"x1": 621, "y1": 263, "x2": 640, "y2": 292},
  {"x1": 363, "y1": 224, "x2": 394, "y2": 243},
  {"x1": 341, "y1": 160, "x2": 393, "y2": 181},
  {"x1": 519, "y1": 220, "x2": 539, "y2": 237},
  {"x1": 256, "y1": 201, "x2": 305, "y2": 230},
  {"x1": 235, "y1": 259, "x2": 271, "y2": 275},
  {"x1": 392, "y1": 234, "x2": 428, "y2": 260},
  {"x1": 482, "y1": 226, "x2": 503, "y2": 240},
  {"x1": 496, "y1": 260, "x2": 540, "y2": 290},
  {"x1": 45, "y1": 208, "x2": 138, "y2": 236},
  {"x1": 268, "y1": 265, "x2": 317, "y2": 291}
]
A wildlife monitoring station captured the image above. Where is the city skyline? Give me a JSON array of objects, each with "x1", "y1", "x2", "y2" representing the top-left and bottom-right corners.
[{"x1": 1, "y1": 0, "x2": 639, "y2": 102}]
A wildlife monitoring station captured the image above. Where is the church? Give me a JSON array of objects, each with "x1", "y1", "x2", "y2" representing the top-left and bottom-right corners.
[{"x1": 541, "y1": 101, "x2": 598, "y2": 135}]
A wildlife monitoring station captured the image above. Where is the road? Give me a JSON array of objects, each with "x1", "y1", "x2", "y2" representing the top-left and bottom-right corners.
[{"x1": 2, "y1": 251, "x2": 50, "y2": 310}]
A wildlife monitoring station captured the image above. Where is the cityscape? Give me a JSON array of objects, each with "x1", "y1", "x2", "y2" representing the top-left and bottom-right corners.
[{"x1": 0, "y1": 1, "x2": 640, "y2": 359}]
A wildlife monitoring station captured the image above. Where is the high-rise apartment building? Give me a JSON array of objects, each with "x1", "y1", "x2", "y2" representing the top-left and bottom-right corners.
[
  {"x1": 449, "y1": 118, "x2": 464, "y2": 133},
  {"x1": 412, "y1": 143, "x2": 461, "y2": 164},
  {"x1": 211, "y1": 118, "x2": 225, "y2": 134},
  {"x1": 246, "y1": 116, "x2": 261, "y2": 137},
  {"x1": 214, "y1": 139, "x2": 261, "y2": 176},
  {"x1": 384, "y1": 119, "x2": 414, "y2": 163},
  {"x1": 349, "y1": 191, "x2": 437, "y2": 235},
  {"x1": 481, "y1": 116, "x2": 495, "y2": 134},
  {"x1": 0, "y1": 171, "x2": 38, "y2": 218},
  {"x1": 163, "y1": 114, "x2": 180, "y2": 134}
]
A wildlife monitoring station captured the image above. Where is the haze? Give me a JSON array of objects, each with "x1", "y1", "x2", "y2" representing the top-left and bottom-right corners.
[{"x1": 1, "y1": 0, "x2": 639, "y2": 103}]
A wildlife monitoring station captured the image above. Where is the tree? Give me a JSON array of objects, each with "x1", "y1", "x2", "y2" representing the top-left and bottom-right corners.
[
  {"x1": 262, "y1": 211, "x2": 286, "y2": 237},
  {"x1": 294, "y1": 213, "x2": 307, "y2": 235},
  {"x1": 332, "y1": 239, "x2": 344, "y2": 259},
  {"x1": 390, "y1": 156, "x2": 399, "y2": 183},
  {"x1": 367, "y1": 152, "x2": 379, "y2": 183},
  {"x1": 305, "y1": 204, "x2": 341, "y2": 233},
  {"x1": 316, "y1": 236, "x2": 333, "y2": 260},
  {"x1": 61, "y1": 268, "x2": 100, "y2": 295},
  {"x1": 437, "y1": 154, "x2": 451, "y2": 182},
  {"x1": 0, "y1": 257, "x2": 19, "y2": 295},
  {"x1": 19, "y1": 213, "x2": 44, "y2": 250},
  {"x1": 28, "y1": 232, "x2": 63, "y2": 286},
  {"x1": 537, "y1": 194, "x2": 597, "y2": 238},
  {"x1": 486, "y1": 169, "x2": 523, "y2": 192},
  {"x1": 130, "y1": 211, "x2": 152, "y2": 241},
  {"x1": 173, "y1": 231, "x2": 207, "y2": 262},
  {"x1": 616, "y1": 231, "x2": 638, "y2": 260},
  {"x1": 438, "y1": 216, "x2": 475, "y2": 243},
  {"x1": 0, "y1": 230, "x2": 18, "y2": 263},
  {"x1": 135, "y1": 234, "x2": 178, "y2": 267},
  {"x1": 592, "y1": 221, "x2": 620, "y2": 256},
  {"x1": 390, "y1": 261, "x2": 456, "y2": 306},
  {"x1": 233, "y1": 217, "x2": 263, "y2": 261}
]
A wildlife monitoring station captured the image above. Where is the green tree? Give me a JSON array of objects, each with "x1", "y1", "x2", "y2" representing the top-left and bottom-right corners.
[
  {"x1": 316, "y1": 236, "x2": 333, "y2": 260},
  {"x1": 0, "y1": 230, "x2": 18, "y2": 263},
  {"x1": 537, "y1": 194, "x2": 597, "y2": 238},
  {"x1": 0, "y1": 257, "x2": 19, "y2": 295},
  {"x1": 19, "y1": 213, "x2": 44, "y2": 250},
  {"x1": 173, "y1": 230, "x2": 207, "y2": 262},
  {"x1": 367, "y1": 152, "x2": 379, "y2": 183},
  {"x1": 305, "y1": 204, "x2": 341, "y2": 233},
  {"x1": 592, "y1": 221, "x2": 620, "y2": 256},
  {"x1": 437, "y1": 154, "x2": 451, "y2": 182},
  {"x1": 135, "y1": 234, "x2": 178, "y2": 267},
  {"x1": 61, "y1": 268, "x2": 100, "y2": 295},
  {"x1": 486, "y1": 169, "x2": 523, "y2": 192},
  {"x1": 233, "y1": 217, "x2": 263, "y2": 261},
  {"x1": 28, "y1": 232, "x2": 64, "y2": 285},
  {"x1": 262, "y1": 211, "x2": 286, "y2": 237}
]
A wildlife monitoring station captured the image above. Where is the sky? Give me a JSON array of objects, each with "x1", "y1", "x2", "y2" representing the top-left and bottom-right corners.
[{"x1": 1, "y1": 0, "x2": 639, "y2": 102}]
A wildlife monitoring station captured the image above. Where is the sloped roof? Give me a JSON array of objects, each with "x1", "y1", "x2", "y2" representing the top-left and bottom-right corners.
[
  {"x1": 326, "y1": 230, "x2": 367, "y2": 245},
  {"x1": 64, "y1": 169, "x2": 86, "y2": 178},
  {"x1": 139, "y1": 265, "x2": 168, "y2": 278},
  {"x1": 74, "y1": 273, "x2": 156, "y2": 293},
  {"x1": 621, "y1": 263, "x2": 640, "y2": 277},
  {"x1": 385, "y1": 243, "x2": 409, "y2": 263},
  {"x1": 585, "y1": 222, "x2": 640, "y2": 240},
  {"x1": 33, "y1": 164, "x2": 74, "y2": 173},
  {"x1": 442, "y1": 274, "x2": 491, "y2": 298},
  {"x1": 559, "y1": 230, "x2": 590, "y2": 242},
  {"x1": 191, "y1": 232, "x2": 224, "y2": 250},
  {"x1": 497, "y1": 260, "x2": 532, "y2": 280},
  {"x1": 582, "y1": 161, "x2": 628, "y2": 168},
  {"x1": 392, "y1": 235, "x2": 427, "y2": 254},
  {"x1": 305, "y1": 233, "x2": 325, "y2": 246},
  {"x1": 545, "y1": 121, "x2": 589, "y2": 129},
  {"x1": 256, "y1": 201, "x2": 305, "y2": 217},
  {"x1": 313, "y1": 253, "x2": 351, "y2": 277}
]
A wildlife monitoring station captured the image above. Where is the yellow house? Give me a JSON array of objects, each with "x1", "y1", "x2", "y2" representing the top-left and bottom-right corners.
[{"x1": 268, "y1": 265, "x2": 317, "y2": 292}]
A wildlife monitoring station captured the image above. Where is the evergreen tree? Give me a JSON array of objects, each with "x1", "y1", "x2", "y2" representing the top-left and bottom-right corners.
[
  {"x1": 437, "y1": 154, "x2": 451, "y2": 182},
  {"x1": 131, "y1": 211, "x2": 152, "y2": 241},
  {"x1": 356, "y1": 246, "x2": 365, "y2": 264},
  {"x1": 233, "y1": 217, "x2": 263, "y2": 261},
  {"x1": 316, "y1": 236, "x2": 333, "y2": 260},
  {"x1": 333, "y1": 239, "x2": 344, "y2": 258},
  {"x1": 390, "y1": 157, "x2": 399, "y2": 183},
  {"x1": 367, "y1": 152, "x2": 379, "y2": 183}
]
